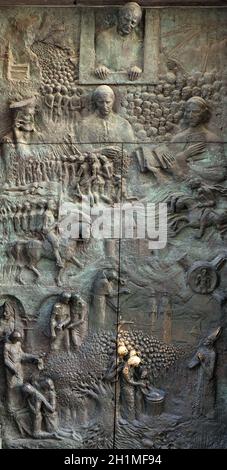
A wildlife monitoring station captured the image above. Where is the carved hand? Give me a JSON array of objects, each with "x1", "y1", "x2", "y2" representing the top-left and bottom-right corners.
[
  {"x1": 160, "y1": 151, "x2": 175, "y2": 168},
  {"x1": 95, "y1": 65, "x2": 110, "y2": 80},
  {"x1": 101, "y1": 147, "x2": 121, "y2": 158},
  {"x1": 184, "y1": 143, "x2": 206, "y2": 160},
  {"x1": 128, "y1": 66, "x2": 142, "y2": 81}
]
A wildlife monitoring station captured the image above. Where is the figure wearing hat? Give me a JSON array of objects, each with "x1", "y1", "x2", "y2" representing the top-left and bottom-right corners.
[
  {"x1": 1, "y1": 97, "x2": 40, "y2": 183},
  {"x1": 188, "y1": 327, "x2": 221, "y2": 418},
  {"x1": 120, "y1": 351, "x2": 141, "y2": 422}
]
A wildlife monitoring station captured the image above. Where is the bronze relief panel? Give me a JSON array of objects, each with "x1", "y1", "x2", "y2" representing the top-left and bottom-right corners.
[{"x1": 0, "y1": 2, "x2": 227, "y2": 449}]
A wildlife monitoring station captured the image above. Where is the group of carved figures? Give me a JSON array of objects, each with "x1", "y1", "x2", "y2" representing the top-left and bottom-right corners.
[
  {"x1": 2, "y1": 86, "x2": 224, "y2": 189},
  {"x1": 2, "y1": 330, "x2": 79, "y2": 440},
  {"x1": 0, "y1": 1, "x2": 226, "y2": 447},
  {"x1": 2, "y1": 147, "x2": 128, "y2": 207},
  {"x1": 0, "y1": 199, "x2": 49, "y2": 239},
  {"x1": 0, "y1": 289, "x2": 222, "y2": 440},
  {"x1": 42, "y1": 85, "x2": 83, "y2": 125},
  {"x1": 50, "y1": 291, "x2": 88, "y2": 352},
  {"x1": 123, "y1": 72, "x2": 222, "y2": 141},
  {"x1": 105, "y1": 338, "x2": 165, "y2": 422},
  {"x1": 168, "y1": 178, "x2": 227, "y2": 239},
  {"x1": 0, "y1": 293, "x2": 87, "y2": 440}
]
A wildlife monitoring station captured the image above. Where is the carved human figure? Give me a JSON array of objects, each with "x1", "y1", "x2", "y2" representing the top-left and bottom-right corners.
[
  {"x1": 104, "y1": 343, "x2": 128, "y2": 420},
  {"x1": 188, "y1": 178, "x2": 216, "y2": 208},
  {"x1": 21, "y1": 202, "x2": 31, "y2": 233},
  {"x1": 40, "y1": 161, "x2": 49, "y2": 182},
  {"x1": 1, "y1": 98, "x2": 38, "y2": 182},
  {"x1": 91, "y1": 269, "x2": 119, "y2": 325},
  {"x1": 99, "y1": 154, "x2": 114, "y2": 199},
  {"x1": 76, "y1": 86, "x2": 135, "y2": 144},
  {"x1": 114, "y1": 174, "x2": 128, "y2": 202},
  {"x1": 61, "y1": 86, "x2": 71, "y2": 123},
  {"x1": 195, "y1": 268, "x2": 212, "y2": 294},
  {"x1": 91, "y1": 269, "x2": 128, "y2": 325},
  {"x1": 69, "y1": 88, "x2": 83, "y2": 122},
  {"x1": 95, "y1": 2, "x2": 143, "y2": 81},
  {"x1": 4, "y1": 331, "x2": 43, "y2": 410},
  {"x1": 89, "y1": 153, "x2": 102, "y2": 182},
  {"x1": 120, "y1": 354, "x2": 141, "y2": 422},
  {"x1": 4, "y1": 202, "x2": 13, "y2": 236},
  {"x1": 138, "y1": 97, "x2": 225, "y2": 184},
  {"x1": 67, "y1": 294, "x2": 88, "y2": 350},
  {"x1": 36, "y1": 201, "x2": 45, "y2": 231},
  {"x1": 135, "y1": 366, "x2": 165, "y2": 419},
  {"x1": 188, "y1": 327, "x2": 221, "y2": 418},
  {"x1": 25, "y1": 159, "x2": 33, "y2": 184},
  {"x1": 42, "y1": 200, "x2": 63, "y2": 268},
  {"x1": 171, "y1": 96, "x2": 225, "y2": 182},
  {"x1": 0, "y1": 301, "x2": 15, "y2": 340},
  {"x1": 14, "y1": 203, "x2": 23, "y2": 233},
  {"x1": 189, "y1": 178, "x2": 227, "y2": 208},
  {"x1": 50, "y1": 292, "x2": 71, "y2": 351},
  {"x1": 44, "y1": 86, "x2": 55, "y2": 121},
  {"x1": 53, "y1": 85, "x2": 62, "y2": 122},
  {"x1": 23, "y1": 378, "x2": 78, "y2": 440}
]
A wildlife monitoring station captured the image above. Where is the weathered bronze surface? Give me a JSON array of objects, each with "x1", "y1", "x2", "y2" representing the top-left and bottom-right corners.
[{"x1": 0, "y1": 1, "x2": 227, "y2": 449}]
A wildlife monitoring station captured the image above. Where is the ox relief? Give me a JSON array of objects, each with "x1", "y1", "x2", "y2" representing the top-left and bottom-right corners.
[{"x1": 0, "y1": 3, "x2": 227, "y2": 450}]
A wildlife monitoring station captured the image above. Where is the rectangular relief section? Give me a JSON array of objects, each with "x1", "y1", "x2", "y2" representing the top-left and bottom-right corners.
[
  {"x1": 79, "y1": 7, "x2": 159, "y2": 85},
  {"x1": 0, "y1": 140, "x2": 121, "y2": 449},
  {"x1": 113, "y1": 141, "x2": 226, "y2": 448},
  {"x1": 0, "y1": 3, "x2": 227, "y2": 451}
]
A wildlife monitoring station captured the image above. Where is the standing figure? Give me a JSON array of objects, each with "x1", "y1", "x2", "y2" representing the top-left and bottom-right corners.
[
  {"x1": 53, "y1": 86, "x2": 62, "y2": 123},
  {"x1": 35, "y1": 201, "x2": 45, "y2": 232},
  {"x1": 68, "y1": 294, "x2": 88, "y2": 350},
  {"x1": 120, "y1": 354, "x2": 141, "y2": 422},
  {"x1": 40, "y1": 161, "x2": 49, "y2": 182},
  {"x1": 188, "y1": 327, "x2": 221, "y2": 418},
  {"x1": 21, "y1": 202, "x2": 31, "y2": 233},
  {"x1": 91, "y1": 269, "x2": 119, "y2": 325},
  {"x1": 0, "y1": 301, "x2": 15, "y2": 340},
  {"x1": 104, "y1": 343, "x2": 128, "y2": 420},
  {"x1": 69, "y1": 88, "x2": 82, "y2": 123},
  {"x1": 44, "y1": 86, "x2": 55, "y2": 121},
  {"x1": 14, "y1": 203, "x2": 23, "y2": 234},
  {"x1": 114, "y1": 175, "x2": 128, "y2": 202},
  {"x1": 4, "y1": 331, "x2": 43, "y2": 410},
  {"x1": 61, "y1": 86, "x2": 70, "y2": 124},
  {"x1": 35, "y1": 161, "x2": 43, "y2": 183},
  {"x1": 50, "y1": 292, "x2": 71, "y2": 351}
]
